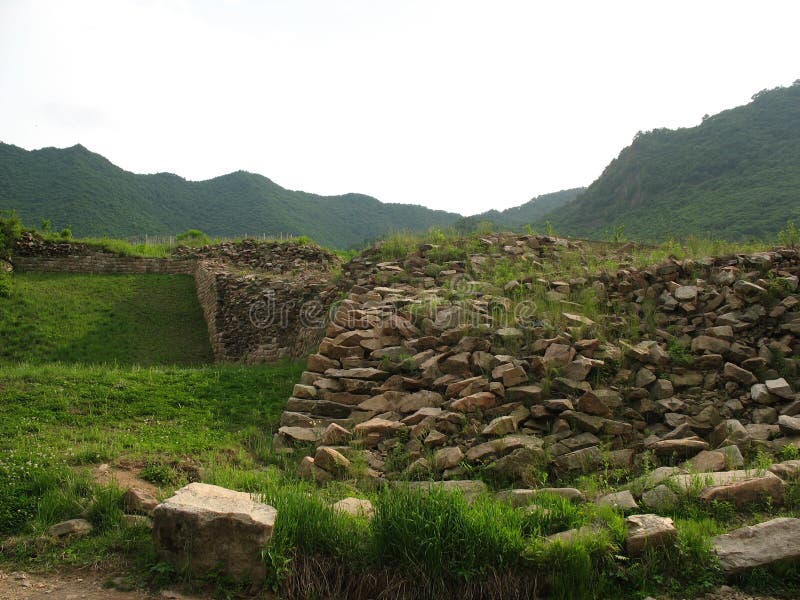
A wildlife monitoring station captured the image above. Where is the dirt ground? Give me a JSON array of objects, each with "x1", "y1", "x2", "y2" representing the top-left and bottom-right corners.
[
  {"x1": 0, "y1": 570, "x2": 782, "y2": 600},
  {"x1": 0, "y1": 568, "x2": 206, "y2": 600}
]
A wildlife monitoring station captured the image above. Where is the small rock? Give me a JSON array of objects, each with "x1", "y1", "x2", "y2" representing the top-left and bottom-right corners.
[
  {"x1": 778, "y1": 414, "x2": 800, "y2": 436},
  {"x1": 320, "y1": 423, "x2": 353, "y2": 446},
  {"x1": 49, "y1": 518, "x2": 93, "y2": 538},
  {"x1": 153, "y1": 483, "x2": 277, "y2": 581},
  {"x1": 641, "y1": 485, "x2": 679, "y2": 512},
  {"x1": 123, "y1": 487, "x2": 159, "y2": 515},
  {"x1": 596, "y1": 490, "x2": 638, "y2": 510},
  {"x1": 723, "y1": 362, "x2": 757, "y2": 386},
  {"x1": 314, "y1": 446, "x2": 351, "y2": 474},
  {"x1": 576, "y1": 391, "x2": 610, "y2": 417},
  {"x1": 433, "y1": 446, "x2": 464, "y2": 470},
  {"x1": 766, "y1": 378, "x2": 794, "y2": 400},
  {"x1": 683, "y1": 450, "x2": 727, "y2": 473},
  {"x1": 649, "y1": 437, "x2": 709, "y2": 458},
  {"x1": 482, "y1": 415, "x2": 517, "y2": 436}
]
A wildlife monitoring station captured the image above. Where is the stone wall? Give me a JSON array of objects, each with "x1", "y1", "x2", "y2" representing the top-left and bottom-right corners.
[
  {"x1": 193, "y1": 261, "x2": 226, "y2": 360},
  {"x1": 12, "y1": 254, "x2": 195, "y2": 275},
  {"x1": 11, "y1": 234, "x2": 343, "y2": 365},
  {"x1": 208, "y1": 270, "x2": 339, "y2": 363}
]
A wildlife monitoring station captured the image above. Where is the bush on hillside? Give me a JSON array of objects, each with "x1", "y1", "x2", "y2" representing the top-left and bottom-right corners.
[
  {"x1": 0, "y1": 270, "x2": 11, "y2": 298},
  {"x1": 0, "y1": 210, "x2": 22, "y2": 257},
  {"x1": 176, "y1": 229, "x2": 210, "y2": 246}
]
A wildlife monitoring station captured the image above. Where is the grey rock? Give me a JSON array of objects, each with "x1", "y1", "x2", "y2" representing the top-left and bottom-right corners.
[
  {"x1": 714, "y1": 518, "x2": 800, "y2": 574},
  {"x1": 49, "y1": 518, "x2": 93, "y2": 538}
]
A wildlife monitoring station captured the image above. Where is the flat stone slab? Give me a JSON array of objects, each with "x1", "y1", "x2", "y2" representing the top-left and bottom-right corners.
[
  {"x1": 152, "y1": 483, "x2": 277, "y2": 582},
  {"x1": 670, "y1": 470, "x2": 784, "y2": 508},
  {"x1": 49, "y1": 518, "x2": 93, "y2": 538},
  {"x1": 713, "y1": 518, "x2": 800, "y2": 574},
  {"x1": 596, "y1": 490, "x2": 638, "y2": 511}
]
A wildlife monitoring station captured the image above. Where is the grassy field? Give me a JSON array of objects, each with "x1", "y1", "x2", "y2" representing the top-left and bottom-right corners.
[
  {"x1": 0, "y1": 362, "x2": 304, "y2": 533},
  {"x1": 0, "y1": 273, "x2": 213, "y2": 365}
]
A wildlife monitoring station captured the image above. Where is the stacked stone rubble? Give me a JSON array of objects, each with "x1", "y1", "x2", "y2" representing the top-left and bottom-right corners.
[{"x1": 276, "y1": 234, "x2": 800, "y2": 482}]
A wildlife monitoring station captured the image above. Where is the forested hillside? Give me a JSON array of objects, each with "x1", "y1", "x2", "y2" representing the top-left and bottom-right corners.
[
  {"x1": 454, "y1": 188, "x2": 585, "y2": 232},
  {"x1": 538, "y1": 81, "x2": 800, "y2": 240},
  {"x1": 0, "y1": 143, "x2": 459, "y2": 248}
]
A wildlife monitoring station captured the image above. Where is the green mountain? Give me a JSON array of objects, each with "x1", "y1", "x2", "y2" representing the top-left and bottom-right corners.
[
  {"x1": 454, "y1": 188, "x2": 585, "y2": 232},
  {"x1": 538, "y1": 81, "x2": 800, "y2": 241},
  {"x1": 0, "y1": 143, "x2": 460, "y2": 249}
]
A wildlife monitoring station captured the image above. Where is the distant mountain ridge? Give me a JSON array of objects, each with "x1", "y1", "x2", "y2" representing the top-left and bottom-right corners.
[
  {"x1": 0, "y1": 143, "x2": 461, "y2": 249},
  {"x1": 455, "y1": 188, "x2": 586, "y2": 232},
  {"x1": 537, "y1": 81, "x2": 800, "y2": 241},
  {"x1": 5, "y1": 82, "x2": 797, "y2": 249}
]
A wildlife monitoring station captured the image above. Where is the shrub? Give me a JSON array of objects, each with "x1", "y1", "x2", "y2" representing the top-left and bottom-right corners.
[
  {"x1": 176, "y1": 228, "x2": 210, "y2": 246},
  {"x1": 778, "y1": 220, "x2": 800, "y2": 248},
  {"x1": 0, "y1": 270, "x2": 11, "y2": 298},
  {"x1": 139, "y1": 462, "x2": 180, "y2": 486},
  {"x1": 0, "y1": 209, "x2": 22, "y2": 257},
  {"x1": 667, "y1": 338, "x2": 693, "y2": 366},
  {"x1": 87, "y1": 485, "x2": 125, "y2": 531},
  {"x1": 372, "y1": 487, "x2": 527, "y2": 581}
]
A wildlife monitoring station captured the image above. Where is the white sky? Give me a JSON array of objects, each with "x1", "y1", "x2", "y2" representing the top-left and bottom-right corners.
[{"x1": 1, "y1": 0, "x2": 798, "y2": 216}]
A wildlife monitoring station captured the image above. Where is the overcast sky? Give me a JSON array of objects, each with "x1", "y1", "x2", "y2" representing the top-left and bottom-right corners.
[{"x1": 1, "y1": 0, "x2": 798, "y2": 216}]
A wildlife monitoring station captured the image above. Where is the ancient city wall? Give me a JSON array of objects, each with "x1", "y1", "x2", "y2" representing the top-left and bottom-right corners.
[{"x1": 11, "y1": 233, "x2": 342, "y2": 364}]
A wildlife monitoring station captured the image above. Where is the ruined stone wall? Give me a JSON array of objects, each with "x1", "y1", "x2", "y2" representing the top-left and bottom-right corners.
[
  {"x1": 276, "y1": 235, "x2": 800, "y2": 485},
  {"x1": 193, "y1": 261, "x2": 226, "y2": 360},
  {"x1": 11, "y1": 233, "x2": 342, "y2": 365},
  {"x1": 12, "y1": 254, "x2": 195, "y2": 275},
  {"x1": 209, "y1": 271, "x2": 339, "y2": 363}
]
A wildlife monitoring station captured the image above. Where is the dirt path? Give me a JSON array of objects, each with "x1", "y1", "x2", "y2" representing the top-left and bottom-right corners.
[
  {"x1": 0, "y1": 569, "x2": 204, "y2": 600},
  {"x1": 0, "y1": 570, "x2": 782, "y2": 600}
]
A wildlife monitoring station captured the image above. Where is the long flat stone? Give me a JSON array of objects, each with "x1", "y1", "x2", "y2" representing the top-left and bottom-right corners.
[
  {"x1": 671, "y1": 470, "x2": 784, "y2": 508},
  {"x1": 713, "y1": 518, "x2": 800, "y2": 574}
]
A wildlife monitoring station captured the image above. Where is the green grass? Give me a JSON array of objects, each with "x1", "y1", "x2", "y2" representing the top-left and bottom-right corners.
[
  {"x1": 0, "y1": 362, "x2": 304, "y2": 536},
  {"x1": 0, "y1": 273, "x2": 213, "y2": 365}
]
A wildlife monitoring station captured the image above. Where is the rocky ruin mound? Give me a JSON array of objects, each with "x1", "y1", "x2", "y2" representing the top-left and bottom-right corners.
[
  {"x1": 13, "y1": 231, "x2": 107, "y2": 257},
  {"x1": 276, "y1": 233, "x2": 800, "y2": 484}
]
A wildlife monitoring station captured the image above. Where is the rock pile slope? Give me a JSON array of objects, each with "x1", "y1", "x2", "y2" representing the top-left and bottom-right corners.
[{"x1": 276, "y1": 233, "x2": 800, "y2": 484}]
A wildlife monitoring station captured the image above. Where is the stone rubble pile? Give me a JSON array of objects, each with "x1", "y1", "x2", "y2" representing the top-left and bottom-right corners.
[
  {"x1": 275, "y1": 233, "x2": 800, "y2": 485},
  {"x1": 12, "y1": 231, "x2": 105, "y2": 257}
]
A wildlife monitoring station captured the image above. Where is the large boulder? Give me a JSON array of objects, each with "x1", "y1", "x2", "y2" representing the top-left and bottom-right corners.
[{"x1": 152, "y1": 483, "x2": 277, "y2": 582}]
